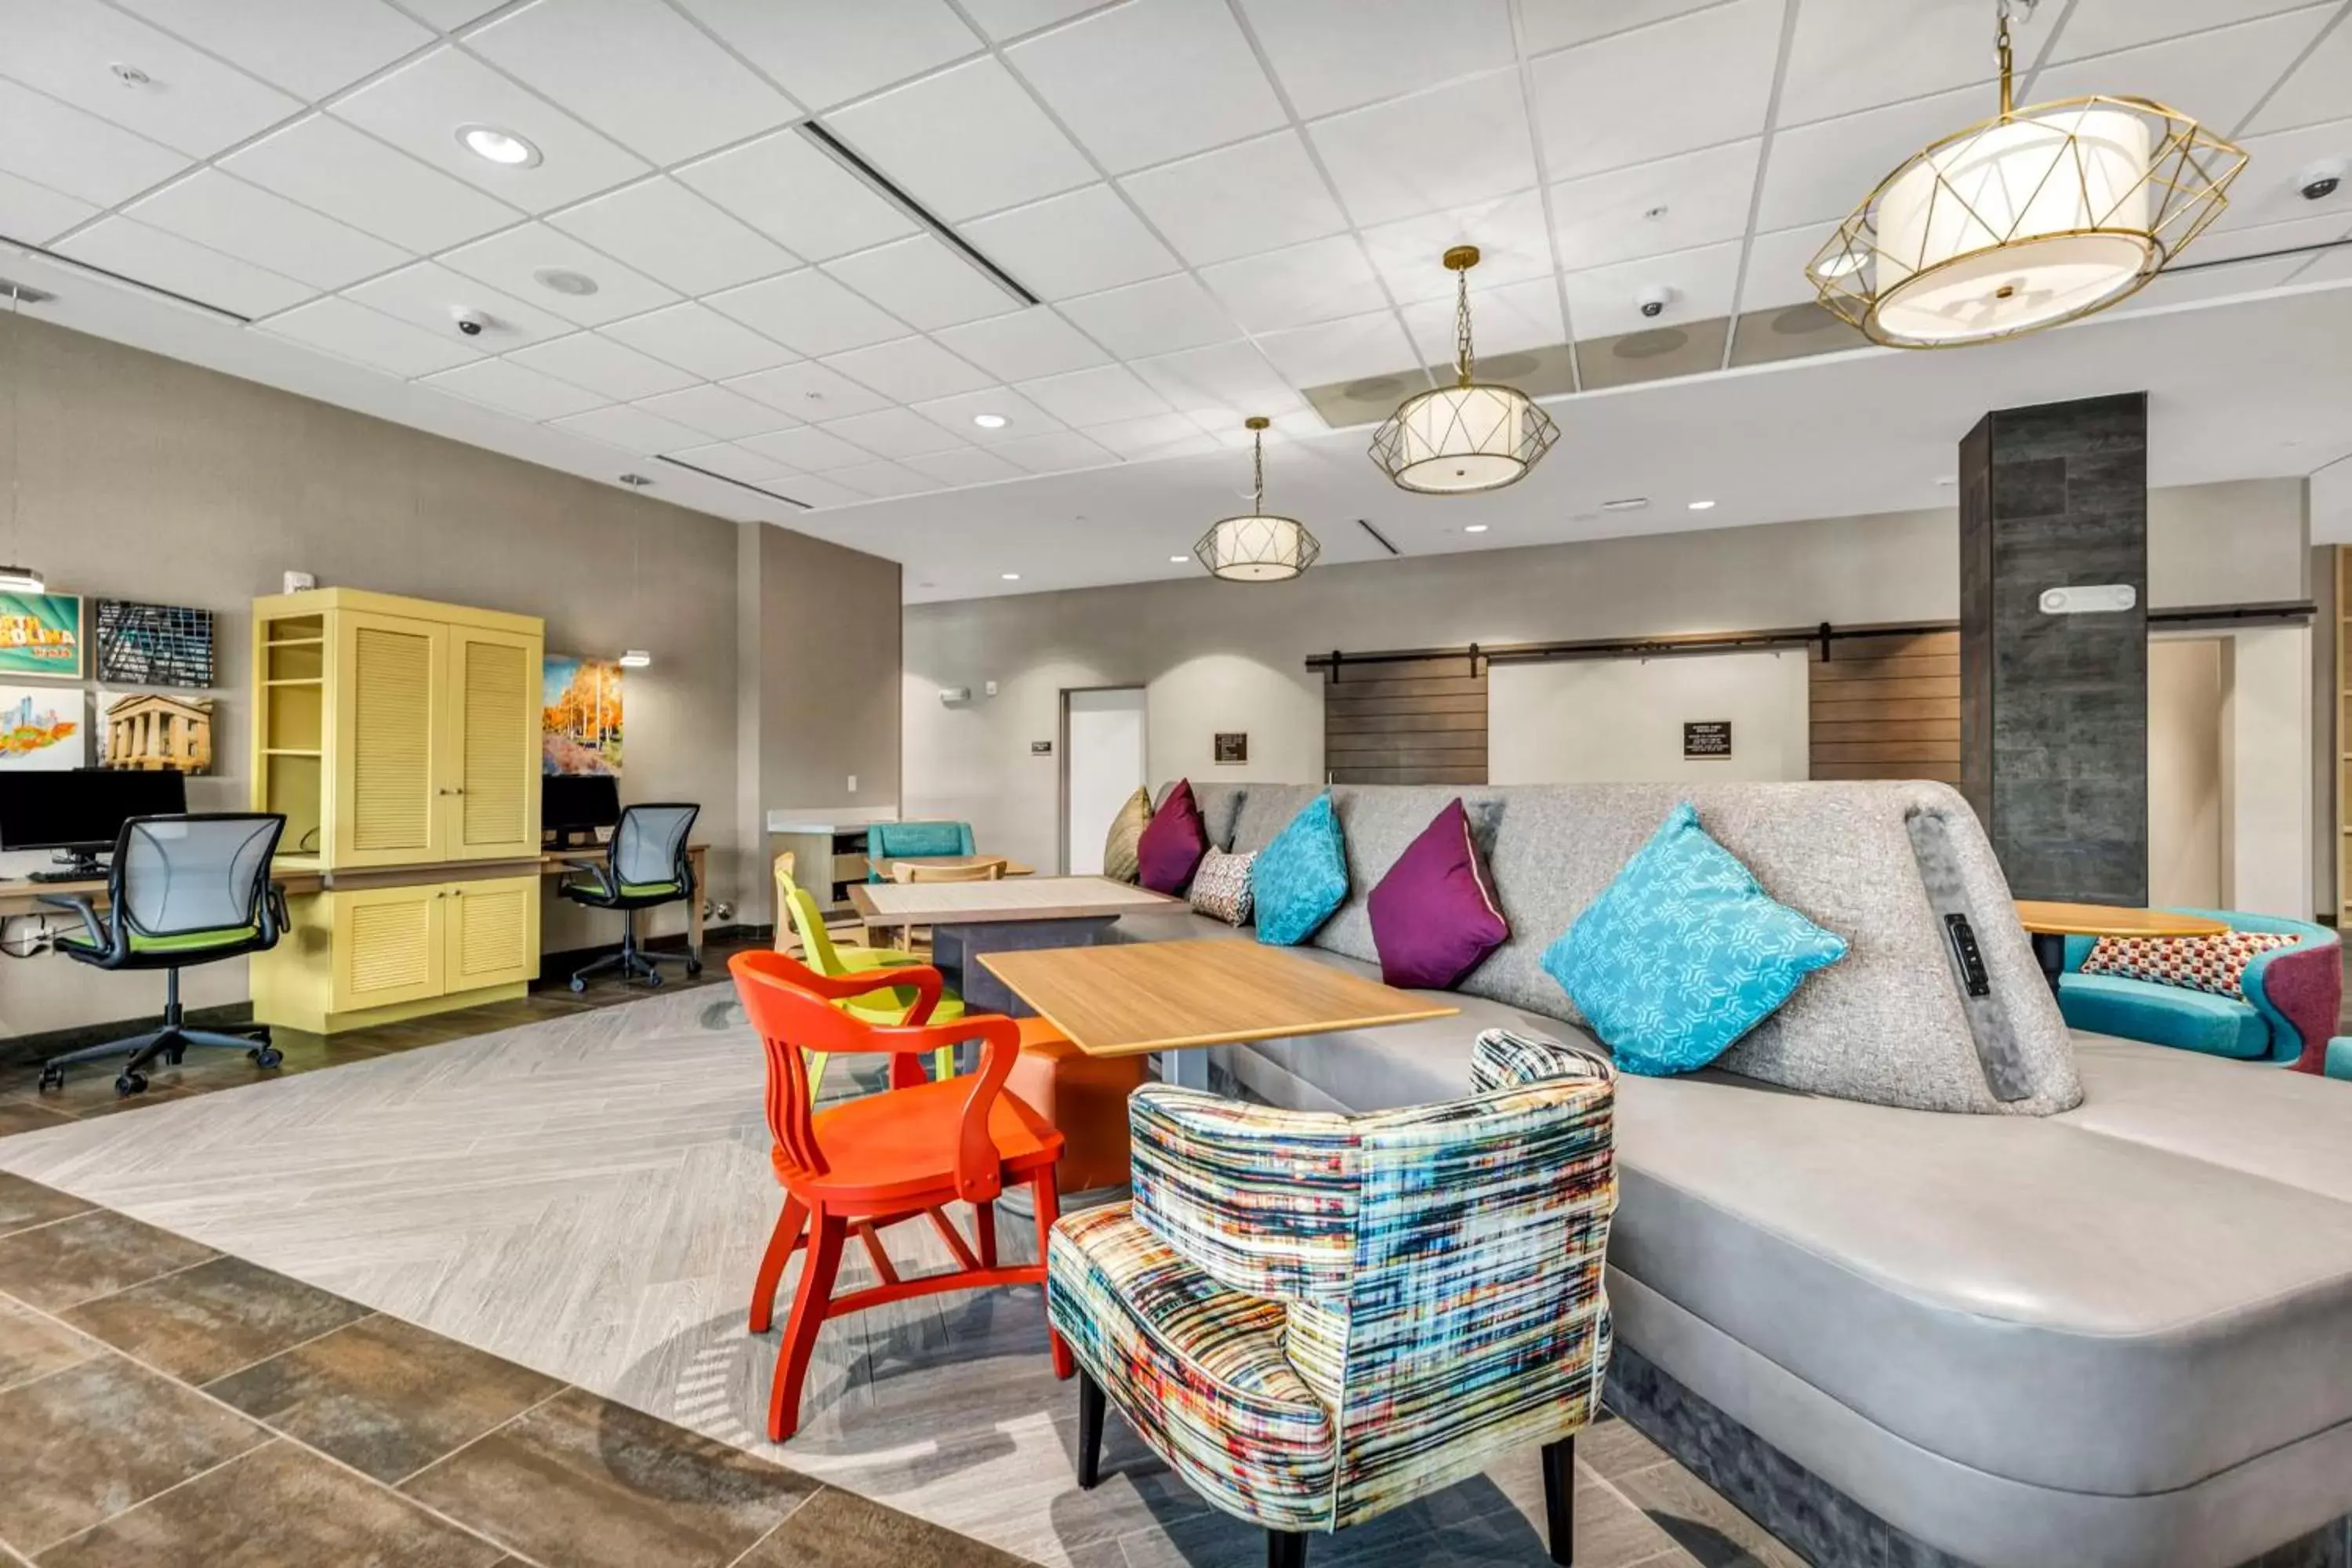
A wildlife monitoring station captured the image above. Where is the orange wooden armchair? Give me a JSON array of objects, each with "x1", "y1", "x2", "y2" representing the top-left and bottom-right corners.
[{"x1": 730, "y1": 949, "x2": 1071, "y2": 1442}]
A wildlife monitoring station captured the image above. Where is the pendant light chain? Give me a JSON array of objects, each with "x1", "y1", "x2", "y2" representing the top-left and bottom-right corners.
[
  {"x1": 1251, "y1": 423, "x2": 1266, "y2": 511},
  {"x1": 1454, "y1": 264, "x2": 1475, "y2": 388}
]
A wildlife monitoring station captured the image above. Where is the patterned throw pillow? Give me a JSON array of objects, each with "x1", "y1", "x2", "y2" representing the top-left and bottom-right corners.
[
  {"x1": 2081, "y1": 930, "x2": 2297, "y2": 1000},
  {"x1": 1102, "y1": 786, "x2": 1152, "y2": 884},
  {"x1": 1541, "y1": 802, "x2": 1847, "y2": 1076},
  {"x1": 1189, "y1": 848, "x2": 1257, "y2": 925},
  {"x1": 1367, "y1": 799, "x2": 1509, "y2": 989},
  {"x1": 1251, "y1": 792, "x2": 1348, "y2": 946}
]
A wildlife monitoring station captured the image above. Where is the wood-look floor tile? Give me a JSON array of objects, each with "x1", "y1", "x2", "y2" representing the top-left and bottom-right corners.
[
  {"x1": 0, "y1": 1352, "x2": 267, "y2": 1554},
  {"x1": 0, "y1": 1171, "x2": 92, "y2": 1235},
  {"x1": 0, "y1": 1298, "x2": 100, "y2": 1392},
  {"x1": 64, "y1": 1254, "x2": 373, "y2": 1386},
  {"x1": 205, "y1": 1314, "x2": 562, "y2": 1485},
  {"x1": 0, "y1": 1209, "x2": 216, "y2": 1312},
  {"x1": 401, "y1": 1385, "x2": 818, "y2": 1568},
  {"x1": 1584, "y1": 1409, "x2": 1673, "y2": 1479},
  {"x1": 1615, "y1": 1460, "x2": 1809, "y2": 1568},
  {"x1": 0, "y1": 1098, "x2": 75, "y2": 1139},
  {"x1": 738, "y1": 1484, "x2": 1027, "y2": 1567},
  {"x1": 34, "y1": 1438, "x2": 508, "y2": 1568}
]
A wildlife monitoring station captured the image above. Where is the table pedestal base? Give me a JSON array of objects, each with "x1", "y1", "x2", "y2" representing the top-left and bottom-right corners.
[
  {"x1": 935, "y1": 917, "x2": 1120, "y2": 1015},
  {"x1": 1157, "y1": 1048, "x2": 1214, "y2": 1091},
  {"x1": 2032, "y1": 931, "x2": 2066, "y2": 996}
]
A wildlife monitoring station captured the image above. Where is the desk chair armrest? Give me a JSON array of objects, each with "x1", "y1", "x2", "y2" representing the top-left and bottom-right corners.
[
  {"x1": 264, "y1": 881, "x2": 292, "y2": 942},
  {"x1": 36, "y1": 894, "x2": 112, "y2": 956},
  {"x1": 566, "y1": 862, "x2": 620, "y2": 901}
]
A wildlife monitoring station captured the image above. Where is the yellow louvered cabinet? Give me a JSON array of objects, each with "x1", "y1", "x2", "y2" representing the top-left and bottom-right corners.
[{"x1": 249, "y1": 590, "x2": 546, "y2": 1033}]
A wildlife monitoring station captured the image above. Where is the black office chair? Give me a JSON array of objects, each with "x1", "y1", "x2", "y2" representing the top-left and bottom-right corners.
[
  {"x1": 560, "y1": 802, "x2": 702, "y2": 992},
  {"x1": 38, "y1": 813, "x2": 290, "y2": 1098}
]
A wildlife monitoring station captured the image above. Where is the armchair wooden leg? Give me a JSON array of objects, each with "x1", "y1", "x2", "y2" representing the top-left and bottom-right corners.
[
  {"x1": 768, "y1": 1210, "x2": 844, "y2": 1443},
  {"x1": 1076, "y1": 1367, "x2": 1105, "y2": 1489},
  {"x1": 748, "y1": 1196, "x2": 807, "y2": 1334},
  {"x1": 1541, "y1": 1434, "x2": 1576, "y2": 1566},
  {"x1": 1266, "y1": 1530, "x2": 1307, "y2": 1568}
]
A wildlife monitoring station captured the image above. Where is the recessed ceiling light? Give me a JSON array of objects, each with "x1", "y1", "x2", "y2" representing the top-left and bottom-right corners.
[
  {"x1": 456, "y1": 123, "x2": 541, "y2": 168},
  {"x1": 532, "y1": 267, "x2": 597, "y2": 297},
  {"x1": 1687, "y1": 499, "x2": 1715, "y2": 510},
  {"x1": 617, "y1": 649, "x2": 652, "y2": 669},
  {"x1": 1170, "y1": 555, "x2": 1188, "y2": 563},
  {"x1": 971, "y1": 413, "x2": 1008, "y2": 430},
  {"x1": 1001, "y1": 572, "x2": 1021, "y2": 581},
  {"x1": 1600, "y1": 497, "x2": 1650, "y2": 511},
  {"x1": 1464, "y1": 524, "x2": 1489, "y2": 533}
]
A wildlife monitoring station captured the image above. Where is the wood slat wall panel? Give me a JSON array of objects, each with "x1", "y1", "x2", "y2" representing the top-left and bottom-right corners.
[
  {"x1": 1809, "y1": 631, "x2": 1961, "y2": 782},
  {"x1": 1325, "y1": 659, "x2": 1488, "y2": 786}
]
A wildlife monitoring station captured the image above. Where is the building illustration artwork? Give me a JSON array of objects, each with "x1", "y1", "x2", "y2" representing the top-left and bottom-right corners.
[{"x1": 102, "y1": 691, "x2": 213, "y2": 774}]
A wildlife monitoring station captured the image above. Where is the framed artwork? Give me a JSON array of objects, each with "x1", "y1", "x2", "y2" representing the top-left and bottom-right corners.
[
  {"x1": 542, "y1": 654, "x2": 623, "y2": 775},
  {"x1": 95, "y1": 600, "x2": 216, "y2": 688},
  {"x1": 0, "y1": 685, "x2": 84, "y2": 770},
  {"x1": 0, "y1": 593, "x2": 84, "y2": 679},
  {"x1": 99, "y1": 690, "x2": 214, "y2": 775},
  {"x1": 1214, "y1": 731, "x2": 1249, "y2": 764}
]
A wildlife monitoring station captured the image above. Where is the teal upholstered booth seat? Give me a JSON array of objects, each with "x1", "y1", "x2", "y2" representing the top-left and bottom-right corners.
[
  {"x1": 2057, "y1": 908, "x2": 2339, "y2": 1070},
  {"x1": 866, "y1": 820, "x2": 975, "y2": 877}
]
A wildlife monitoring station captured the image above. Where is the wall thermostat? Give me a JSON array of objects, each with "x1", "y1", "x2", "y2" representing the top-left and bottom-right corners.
[
  {"x1": 282, "y1": 571, "x2": 318, "y2": 593},
  {"x1": 938, "y1": 686, "x2": 971, "y2": 706},
  {"x1": 2038, "y1": 584, "x2": 2136, "y2": 615}
]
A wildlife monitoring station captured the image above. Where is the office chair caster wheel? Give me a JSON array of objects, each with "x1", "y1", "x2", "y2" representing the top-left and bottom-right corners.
[
  {"x1": 164, "y1": 1044, "x2": 185, "y2": 1065},
  {"x1": 38, "y1": 1065, "x2": 64, "y2": 1092},
  {"x1": 687, "y1": 960, "x2": 703, "y2": 978},
  {"x1": 645, "y1": 971, "x2": 664, "y2": 989},
  {"x1": 249, "y1": 1046, "x2": 282, "y2": 1070},
  {"x1": 115, "y1": 1070, "x2": 147, "y2": 1098},
  {"x1": 568, "y1": 977, "x2": 587, "y2": 993}
]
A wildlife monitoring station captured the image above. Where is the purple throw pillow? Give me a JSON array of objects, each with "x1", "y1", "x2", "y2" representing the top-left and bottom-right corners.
[
  {"x1": 1369, "y1": 798, "x2": 1509, "y2": 990},
  {"x1": 1138, "y1": 780, "x2": 1209, "y2": 895}
]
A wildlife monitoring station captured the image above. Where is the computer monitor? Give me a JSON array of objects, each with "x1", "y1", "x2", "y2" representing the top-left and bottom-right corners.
[
  {"x1": 542, "y1": 773, "x2": 620, "y2": 848},
  {"x1": 0, "y1": 768, "x2": 189, "y2": 876}
]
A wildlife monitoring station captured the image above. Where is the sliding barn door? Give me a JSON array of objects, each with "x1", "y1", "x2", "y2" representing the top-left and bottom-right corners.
[
  {"x1": 1323, "y1": 655, "x2": 1488, "y2": 785},
  {"x1": 1808, "y1": 630, "x2": 1961, "y2": 783}
]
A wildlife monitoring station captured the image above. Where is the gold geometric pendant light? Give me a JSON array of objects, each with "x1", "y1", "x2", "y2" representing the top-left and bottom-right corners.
[
  {"x1": 1370, "y1": 245, "x2": 1558, "y2": 494},
  {"x1": 1809, "y1": 0, "x2": 2247, "y2": 348},
  {"x1": 1196, "y1": 417, "x2": 1320, "y2": 583}
]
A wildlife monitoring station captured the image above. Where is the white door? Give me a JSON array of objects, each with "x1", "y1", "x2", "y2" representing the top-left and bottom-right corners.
[{"x1": 1064, "y1": 687, "x2": 1147, "y2": 874}]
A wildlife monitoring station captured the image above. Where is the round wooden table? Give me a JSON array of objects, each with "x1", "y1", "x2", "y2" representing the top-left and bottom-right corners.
[{"x1": 2014, "y1": 901, "x2": 2230, "y2": 995}]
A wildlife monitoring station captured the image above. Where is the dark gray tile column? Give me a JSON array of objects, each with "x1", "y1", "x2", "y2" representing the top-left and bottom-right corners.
[{"x1": 1958, "y1": 393, "x2": 2149, "y2": 906}]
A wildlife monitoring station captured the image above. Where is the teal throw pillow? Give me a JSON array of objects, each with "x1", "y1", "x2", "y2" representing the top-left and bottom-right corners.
[
  {"x1": 1251, "y1": 793, "x2": 1349, "y2": 946},
  {"x1": 1541, "y1": 803, "x2": 1846, "y2": 1076}
]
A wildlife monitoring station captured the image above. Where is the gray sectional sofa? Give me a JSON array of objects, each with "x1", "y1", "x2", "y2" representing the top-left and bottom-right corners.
[{"x1": 1114, "y1": 780, "x2": 2352, "y2": 1568}]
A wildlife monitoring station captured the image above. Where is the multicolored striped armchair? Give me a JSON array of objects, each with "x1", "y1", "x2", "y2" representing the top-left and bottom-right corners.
[{"x1": 1046, "y1": 1029, "x2": 1617, "y2": 1568}]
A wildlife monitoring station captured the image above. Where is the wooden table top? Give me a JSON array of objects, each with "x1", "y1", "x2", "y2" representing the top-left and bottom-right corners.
[
  {"x1": 2014, "y1": 900, "x2": 2230, "y2": 939},
  {"x1": 869, "y1": 854, "x2": 1037, "y2": 879},
  {"x1": 848, "y1": 875, "x2": 1179, "y2": 927},
  {"x1": 978, "y1": 938, "x2": 1460, "y2": 1058}
]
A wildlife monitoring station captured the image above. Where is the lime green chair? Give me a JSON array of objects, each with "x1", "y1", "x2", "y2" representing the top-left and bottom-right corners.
[
  {"x1": 782, "y1": 885, "x2": 958, "y2": 1096},
  {"x1": 774, "y1": 853, "x2": 922, "y2": 975}
]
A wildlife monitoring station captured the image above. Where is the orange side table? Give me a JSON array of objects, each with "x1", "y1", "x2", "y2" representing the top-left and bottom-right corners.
[{"x1": 1009, "y1": 1016, "x2": 1145, "y2": 1196}]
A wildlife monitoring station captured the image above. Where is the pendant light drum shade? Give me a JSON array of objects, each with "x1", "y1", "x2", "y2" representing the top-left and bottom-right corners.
[
  {"x1": 1371, "y1": 383, "x2": 1555, "y2": 495},
  {"x1": 1809, "y1": 1, "x2": 2245, "y2": 349},
  {"x1": 1196, "y1": 416, "x2": 1320, "y2": 583}
]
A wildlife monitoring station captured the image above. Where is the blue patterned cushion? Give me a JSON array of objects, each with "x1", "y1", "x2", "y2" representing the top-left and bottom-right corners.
[
  {"x1": 1250, "y1": 793, "x2": 1348, "y2": 946},
  {"x1": 1541, "y1": 803, "x2": 1847, "y2": 1076}
]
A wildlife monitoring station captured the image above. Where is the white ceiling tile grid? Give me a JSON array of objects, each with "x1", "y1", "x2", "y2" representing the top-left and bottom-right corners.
[
  {"x1": 825, "y1": 56, "x2": 1096, "y2": 222},
  {"x1": 819, "y1": 407, "x2": 972, "y2": 459},
  {"x1": 1548, "y1": 140, "x2": 1766, "y2": 272},
  {"x1": 821, "y1": 335, "x2": 996, "y2": 403},
  {"x1": 632, "y1": 383, "x2": 791, "y2": 441},
  {"x1": 546, "y1": 178, "x2": 798, "y2": 297},
  {"x1": 1530, "y1": 0, "x2": 1784, "y2": 180},
  {"x1": 1240, "y1": 0, "x2": 1517, "y2": 120},
  {"x1": 0, "y1": 169, "x2": 100, "y2": 241},
  {"x1": 708, "y1": 269, "x2": 913, "y2": 357},
  {"x1": 111, "y1": 0, "x2": 434, "y2": 100},
  {"x1": 1200, "y1": 232, "x2": 1391, "y2": 332},
  {"x1": 1308, "y1": 68, "x2": 1540, "y2": 227},
  {"x1": 260, "y1": 295, "x2": 481, "y2": 376},
  {"x1": 1359, "y1": 187, "x2": 1553, "y2": 302},
  {"x1": 222, "y1": 115, "x2": 521, "y2": 253},
  {"x1": 1056, "y1": 273, "x2": 1245, "y2": 358},
  {"x1": 1007, "y1": 0, "x2": 1287, "y2": 173},
  {"x1": 425, "y1": 355, "x2": 612, "y2": 420},
  {"x1": 603, "y1": 303, "x2": 800, "y2": 381},
  {"x1": 124, "y1": 170, "x2": 408, "y2": 290},
  {"x1": 55, "y1": 216, "x2": 316, "y2": 316},
  {"x1": 739, "y1": 425, "x2": 880, "y2": 472},
  {"x1": 0, "y1": 0, "x2": 303, "y2": 158},
  {"x1": 1015, "y1": 363, "x2": 1176, "y2": 426},
  {"x1": 675, "y1": 0, "x2": 982, "y2": 111},
  {"x1": 509, "y1": 332, "x2": 700, "y2": 400},
  {"x1": 346, "y1": 260, "x2": 576, "y2": 349},
  {"x1": 724, "y1": 360, "x2": 895, "y2": 420},
  {"x1": 437, "y1": 223, "x2": 680, "y2": 327},
  {"x1": 932, "y1": 307, "x2": 1109, "y2": 382},
  {"x1": 1118, "y1": 130, "x2": 1350, "y2": 267},
  {"x1": 551, "y1": 402, "x2": 710, "y2": 455},
  {"x1": 822, "y1": 234, "x2": 1024, "y2": 331},
  {"x1": 0, "y1": 78, "x2": 193, "y2": 207},
  {"x1": 909, "y1": 386, "x2": 1068, "y2": 442},
  {"x1": 674, "y1": 131, "x2": 919, "y2": 263},
  {"x1": 963, "y1": 185, "x2": 1182, "y2": 299}
]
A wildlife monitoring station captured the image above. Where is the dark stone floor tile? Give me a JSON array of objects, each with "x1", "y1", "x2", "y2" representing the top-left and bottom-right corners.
[
  {"x1": 0, "y1": 1097, "x2": 76, "y2": 1138},
  {"x1": 0, "y1": 1352, "x2": 266, "y2": 1553},
  {"x1": 402, "y1": 1385, "x2": 818, "y2": 1568},
  {"x1": 739, "y1": 1485, "x2": 1022, "y2": 1567},
  {"x1": 1617, "y1": 1460, "x2": 1806, "y2": 1568},
  {"x1": 0, "y1": 1171, "x2": 93, "y2": 1235},
  {"x1": 64, "y1": 1254, "x2": 373, "y2": 1386},
  {"x1": 36, "y1": 1438, "x2": 507, "y2": 1568},
  {"x1": 206, "y1": 1312, "x2": 562, "y2": 1485},
  {"x1": 0, "y1": 1298, "x2": 100, "y2": 1392},
  {"x1": 0, "y1": 1208, "x2": 216, "y2": 1312}
]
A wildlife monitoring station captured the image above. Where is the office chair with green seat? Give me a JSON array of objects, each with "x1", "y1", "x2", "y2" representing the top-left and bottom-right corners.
[
  {"x1": 782, "y1": 884, "x2": 960, "y2": 1097},
  {"x1": 38, "y1": 813, "x2": 290, "y2": 1098},
  {"x1": 561, "y1": 802, "x2": 702, "y2": 992}
]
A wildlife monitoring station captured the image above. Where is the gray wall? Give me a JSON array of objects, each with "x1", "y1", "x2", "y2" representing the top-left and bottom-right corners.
[
  {"x1": 906, "y1": 481, "x2": 2309, "y2": 881},
  {"x1": 2313, "y1": 543, "x2": 2336, "y2": 918},
  {"x1": 0, "y1": 312, "x2": 896, "y2": 1034}
]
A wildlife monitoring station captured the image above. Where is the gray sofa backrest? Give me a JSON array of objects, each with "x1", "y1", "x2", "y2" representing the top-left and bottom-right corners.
[{"x1": 1169, "y1": 778, "x2": 2079, "y2": 1116}]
